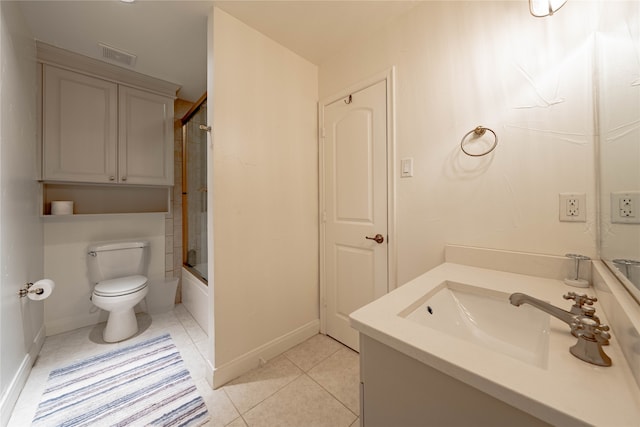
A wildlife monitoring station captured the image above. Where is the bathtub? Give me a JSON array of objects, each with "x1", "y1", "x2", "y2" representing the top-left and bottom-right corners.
[{"x1": 181, "y1": 266, "x2": 208, "y2": 333}]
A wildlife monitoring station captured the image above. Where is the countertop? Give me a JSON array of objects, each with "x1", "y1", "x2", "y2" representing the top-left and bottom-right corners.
[{"x1": 350, "y1": 262, "x2": 640, "y2": 427}]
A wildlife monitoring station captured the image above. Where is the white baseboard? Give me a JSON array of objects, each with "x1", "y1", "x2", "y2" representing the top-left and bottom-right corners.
[
  {"x1": 1, "y1": 324, "x2": 45, "y2": 427},
  {"x1": 45, "y1": 311, "x2": 106, "y2": 336},
  {"x1": 211, "y1": 319, "x2": 320, "y2": 389},
  {"x1": 205, "y1": 357, "x2": 215, "y2": 390}
]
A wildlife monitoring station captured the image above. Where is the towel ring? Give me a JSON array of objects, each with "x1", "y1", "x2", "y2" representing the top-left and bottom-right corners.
[{"x1": 460, "y1": 126, "x2": 498, "y2": 157}]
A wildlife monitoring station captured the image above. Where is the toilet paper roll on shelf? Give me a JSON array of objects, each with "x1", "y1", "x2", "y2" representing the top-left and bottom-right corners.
[
  {"x1": 18, "y1": 279, "x2": 55, "y2": 300},
  {"x1": 51, "y1": 201, "x2": 74, "y2": 215}
]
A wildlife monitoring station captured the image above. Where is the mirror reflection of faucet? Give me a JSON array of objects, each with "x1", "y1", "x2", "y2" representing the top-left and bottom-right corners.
[{"x1": 509, "y1": 292, "x2": 612, "y2": 366}]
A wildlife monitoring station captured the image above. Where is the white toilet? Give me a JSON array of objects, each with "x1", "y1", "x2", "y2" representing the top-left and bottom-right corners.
[{"x1": 87, "y1": 240, "x2": 150, "y2": 342}]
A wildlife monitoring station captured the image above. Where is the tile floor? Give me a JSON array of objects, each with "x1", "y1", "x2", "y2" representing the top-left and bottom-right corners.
[{"x1": 8, "y1": 305, "x2": 360, "y2": 427}]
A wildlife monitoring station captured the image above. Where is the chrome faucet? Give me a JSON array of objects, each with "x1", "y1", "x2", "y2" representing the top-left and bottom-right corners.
[
  {"x1": 563, "y1": 292, "x2": 609, "y2": 345},
  {"x1": 509, "y1": 293, "x2": 575, "y2": 325},
  {"x1": 563, "y1": 291, "x2": 597, "y2": 315},
  {"x1": 509, "y1": 292, "x2": 612, "y2": 367}
]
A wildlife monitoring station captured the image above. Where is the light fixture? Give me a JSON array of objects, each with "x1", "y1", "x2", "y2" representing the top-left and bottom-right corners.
[{"x1": 529, "y1": 0, "x2": 567, "y2": 17}]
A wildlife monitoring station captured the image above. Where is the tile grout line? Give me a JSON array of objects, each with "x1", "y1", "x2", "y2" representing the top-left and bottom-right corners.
[
  {"x1": 221, "y1": 340, "x2": 345, "y2": 418},
  {"x1": 304, "y1": 370, "x2": 360, "y2": 419}
]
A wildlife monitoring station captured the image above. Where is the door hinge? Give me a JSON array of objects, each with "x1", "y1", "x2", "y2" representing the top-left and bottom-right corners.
[
  {"x1": 322, "y1": 211, "x2": 327, "y2": 223},
  {"x1": 320, "y1": 127, "x2": 325, "y2": 138}
]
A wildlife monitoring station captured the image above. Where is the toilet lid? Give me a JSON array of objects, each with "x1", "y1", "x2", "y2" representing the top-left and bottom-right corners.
[{"x1": 94, "y1": 275, "x2": 147, "y2": 296}]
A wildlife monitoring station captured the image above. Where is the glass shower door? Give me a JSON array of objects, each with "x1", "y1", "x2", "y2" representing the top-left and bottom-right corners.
[{"x1": 182, "y1": 97, "x2": 208, "y2": 282}]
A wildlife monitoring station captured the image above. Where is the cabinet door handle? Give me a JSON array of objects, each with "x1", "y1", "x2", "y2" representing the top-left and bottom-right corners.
[
  {"x1": 109, "y1": 176, "x2": 115, "y2": 181},
  {"x1": 121, "y1": 177, "x2": 127, "y2": 182}
]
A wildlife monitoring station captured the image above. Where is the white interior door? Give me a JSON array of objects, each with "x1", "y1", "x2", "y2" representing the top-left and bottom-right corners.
[{"x1": 322, "y1": 79, "x2": 388, "y2": 351}]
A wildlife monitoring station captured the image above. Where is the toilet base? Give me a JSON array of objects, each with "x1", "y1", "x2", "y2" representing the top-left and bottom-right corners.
[
  {"x1": 103, "y1": 308, "x2": 139, "y2": 343},
  {"x1": 92, "y1": 285, "x2": 148, "y2": 343}
]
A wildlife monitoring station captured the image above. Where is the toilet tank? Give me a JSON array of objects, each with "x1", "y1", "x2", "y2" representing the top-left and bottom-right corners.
[{"x1": 88, "y1": 240, "x2": 150, "y2": 283}]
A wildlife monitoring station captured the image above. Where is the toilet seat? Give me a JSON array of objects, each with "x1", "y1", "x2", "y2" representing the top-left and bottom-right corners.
[{"x1": 94, "y1": 275, "x2": 147, "y2": 297}]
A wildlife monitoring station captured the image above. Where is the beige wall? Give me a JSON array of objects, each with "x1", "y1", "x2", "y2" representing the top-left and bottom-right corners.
[
  {"x1": 319, "y1": 1, "x2": 599, "y2": 285},
  {"x1": 0, "y1": 2, "x2": 43, "y2": 422},
  {"x1": 211, "y1": 8, "x2": 319, "y2": 368}
]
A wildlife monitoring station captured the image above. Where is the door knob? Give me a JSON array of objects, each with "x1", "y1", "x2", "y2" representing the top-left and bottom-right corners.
[{"x1": 365, "y1": 234, "x2": 384, "y2": 244}]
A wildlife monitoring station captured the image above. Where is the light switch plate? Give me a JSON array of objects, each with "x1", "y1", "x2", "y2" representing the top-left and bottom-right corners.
[{"x1": 401, "y1": 158, "x2": 413, "y2": 178}]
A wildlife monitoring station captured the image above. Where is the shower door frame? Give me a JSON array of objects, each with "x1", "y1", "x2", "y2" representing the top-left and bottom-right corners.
[{"x1": 181, "y1": 92, "x2": 208, "y2": 283}]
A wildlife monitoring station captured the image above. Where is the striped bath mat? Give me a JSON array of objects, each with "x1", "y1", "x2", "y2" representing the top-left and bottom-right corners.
[{"x1": 32, "y1": 333, "x2": 210, "y2": 426}]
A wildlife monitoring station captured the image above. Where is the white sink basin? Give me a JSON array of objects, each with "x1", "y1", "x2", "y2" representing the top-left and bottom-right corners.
[{"x1": 399, "y1": 281, "x2": 550, "y2": 368}]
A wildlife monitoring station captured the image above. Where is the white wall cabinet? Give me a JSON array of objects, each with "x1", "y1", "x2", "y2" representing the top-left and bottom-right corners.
[
  {"x1": 42, "y1": 66, "x2": 118, "y2": 183},
  {"x1": 118, "y1": 85, "x2": 173, "y2": 185},
  {"x1": 42, "y1": 64, "x2": 174, "y2": 186}
]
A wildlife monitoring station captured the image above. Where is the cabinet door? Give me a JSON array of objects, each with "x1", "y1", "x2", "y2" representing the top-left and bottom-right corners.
[
  {"x1": 43, "y1": 66, "x2": 118, "y2": 183},
  {"x1": 118, "y1": 86, "x2": 174, "y2": 186}
]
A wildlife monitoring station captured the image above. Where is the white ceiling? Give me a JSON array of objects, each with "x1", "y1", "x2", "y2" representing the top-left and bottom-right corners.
[{"x1": 17, "y1": 0, "x2": 418, "y2": 102}]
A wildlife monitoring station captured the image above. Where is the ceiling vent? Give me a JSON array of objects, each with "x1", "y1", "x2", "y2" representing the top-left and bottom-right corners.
[{"x1": 98, "y1": 43, "x2": 137, "y2": 67}]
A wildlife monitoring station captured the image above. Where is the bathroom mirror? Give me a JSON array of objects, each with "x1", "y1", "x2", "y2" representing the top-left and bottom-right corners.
[{"x1": 597, "y1": 1, "x2": 640, "y2": 304}]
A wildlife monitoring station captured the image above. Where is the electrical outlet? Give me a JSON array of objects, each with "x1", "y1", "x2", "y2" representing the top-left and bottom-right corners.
[
  {"x1": 611, "y1": 191, "x2": 640, "y2": 223},
  {"x1": 567, "y1": 198, "x2": 579, "y2": 216},
  {"x1": 559, "y1": 193, "x2": 586, "y2": 222},
  {"x1": 620, "y1": 197, "x2": 633, "y2": 217}
]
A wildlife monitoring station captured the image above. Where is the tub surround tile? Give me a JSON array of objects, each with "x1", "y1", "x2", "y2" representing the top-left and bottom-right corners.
[
  {"x1": 241, "y1": 375, "x2": 357, "y2": 427},
  {"x1": 165, "y1": 253, "x2": 174, "y2": 273},
  {"x1": 165, "y1": 218, "x2": 174, "y2": 235}
]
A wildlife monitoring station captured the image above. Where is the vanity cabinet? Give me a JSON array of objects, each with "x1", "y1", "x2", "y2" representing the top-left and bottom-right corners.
[
  {"x1": 42, "y1": 65, "x2": 174, "y2": 186},
  {"x1": 359, "y1": 335, "x2": 551, "y2": 427}
]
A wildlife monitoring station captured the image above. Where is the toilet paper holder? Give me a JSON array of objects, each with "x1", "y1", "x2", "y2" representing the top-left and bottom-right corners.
[{"x1": 18, "y1": 282, "x2": 44, "y2": 298}]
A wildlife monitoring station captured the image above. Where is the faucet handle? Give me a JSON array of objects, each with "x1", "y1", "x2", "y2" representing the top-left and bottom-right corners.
[
  {"x1": 571, "y1": 316, "x2": 611, "y2": 341},
  {"x1": 563, "y1": 292, "x2": 597, "y2": 314},
  {"x1": 569, "y1": 317, "x2": 613, "y2": 366},
  {"x1": 595, "y1": 324, "x2": 611, "y2": 344},
  {"x1": 569, "y1": 305, "x2": 611, "y2": 345}
]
